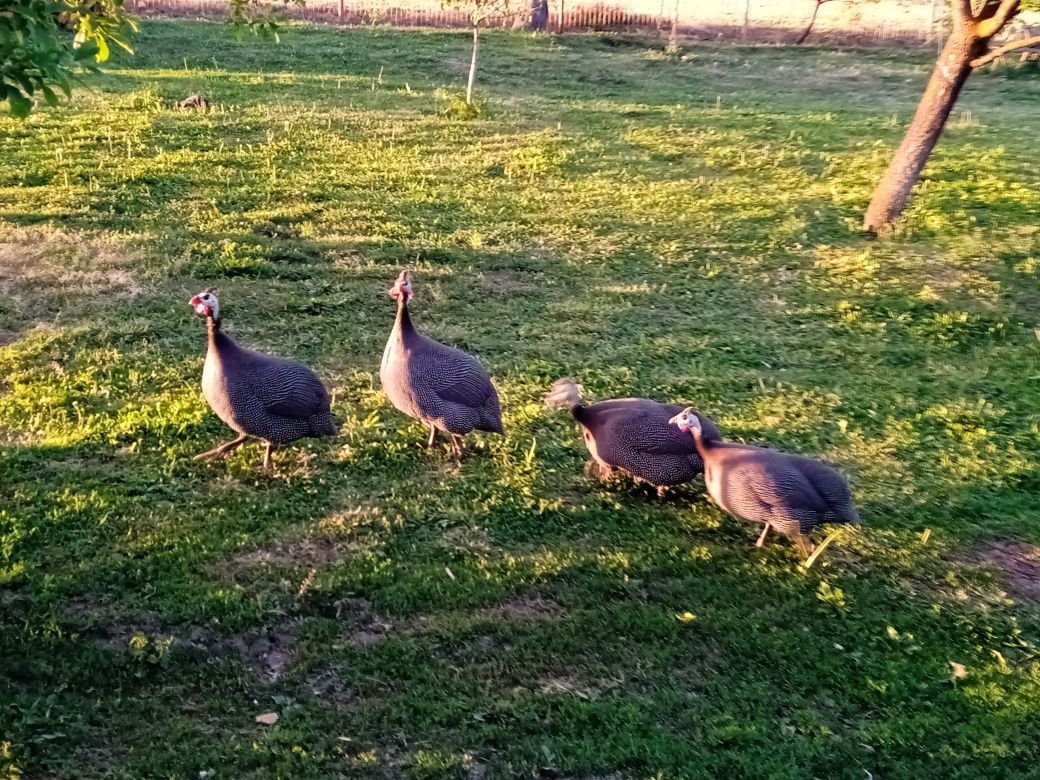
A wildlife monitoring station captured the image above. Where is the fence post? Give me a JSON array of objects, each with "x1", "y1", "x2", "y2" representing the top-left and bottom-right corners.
[{"x1": 338, "y1": 0, "x2": 344, "y2": 20}]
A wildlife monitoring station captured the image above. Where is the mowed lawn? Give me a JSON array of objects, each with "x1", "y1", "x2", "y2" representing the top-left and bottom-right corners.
[{"x1": 2, "y1": 19, "x2": 1040, "y2": 779}]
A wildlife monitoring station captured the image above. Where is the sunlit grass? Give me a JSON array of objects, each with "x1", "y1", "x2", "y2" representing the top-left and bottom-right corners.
[{"x1": 1, "y1": 20, "x2": 1040, "y2": 779}]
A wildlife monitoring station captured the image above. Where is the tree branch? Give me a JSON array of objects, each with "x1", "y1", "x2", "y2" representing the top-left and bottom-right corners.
[
  {"x1": 952, "y1": 0, "x2": 974, "y2": 23},
  {"x1": 977, "y1": 0, "x2": 1020, "y2": 37},
  {"x1": 971, "y1": 33, "x2": 1040, "y2": 66}
]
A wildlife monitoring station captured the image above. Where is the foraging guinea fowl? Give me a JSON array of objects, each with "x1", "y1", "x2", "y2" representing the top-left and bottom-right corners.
[
  {"x1": 190, "y1": 288, "x2": 337, "y2": 469},
  {"x1": 380, "y1": 270, "x2": 503, "y2": 457},
  {"x1": 544, "y1": 379, "x2": 720, "y2": 497},
  {"x1": 668, "y1": 407, "x2": 860, "y2": 556}
]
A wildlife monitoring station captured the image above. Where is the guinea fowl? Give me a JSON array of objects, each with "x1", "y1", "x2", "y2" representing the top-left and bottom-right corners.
[
  {"x1": 380, "y1": 270, "x2": 503, "y2": 457},
  {"x1": 190, "y1": 288, "x2": 337, "y2": 469},
  {"x1": 544, "y1": 379, "x2": 720, "y2": 497},
  {"x1": 668, "y1": 407, "x2": 860, "y2": 556}
]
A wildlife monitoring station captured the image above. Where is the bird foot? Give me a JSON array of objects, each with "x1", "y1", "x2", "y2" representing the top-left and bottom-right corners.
[
  {"x1": 194, "y1": 435, "x2": 250, "y2": 464},
  {"x1": 193, "y1": 449, "x2": 228, "y2": 462}
]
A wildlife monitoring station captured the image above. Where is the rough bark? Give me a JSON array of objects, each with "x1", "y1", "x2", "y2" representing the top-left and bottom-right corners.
[
  {"x1": 466, "y1": 25, "x2": 479, "y2": 105},
  {"x1": 795, "y1": 0, "x2": 822, "y2": 45},
  {"x1": 667, "y1": 0, "x2": 679, "y2": 52},
  {"x1": 863, "y1": 30, "x2": 985, "y2": 232},
  {"x1": 529, "y1": 0, "x2": 548, "y2": 30}
]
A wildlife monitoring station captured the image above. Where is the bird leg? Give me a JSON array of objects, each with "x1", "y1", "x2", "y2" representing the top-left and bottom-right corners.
[
  {"x1": 755, "y1": 523, "x2": 771, "y2": 548},
  {"x1": 793, "y1": 534, "x2": 815, "y2": 559},
  {"x1": 194, "y1": 434, "x2": 249, "y2": 462},
  {"x1": 450, "y1": 434, "x2": 464, "y2": 460},
  {"x1": 427, "y1": 426, "x2": 439, "y2": 449},
  {"x1": 656, "y1": 485, "x2": 668, "y2": 500},
  {"x1": 584, "y1": 460, "x2": 617, "y2": 482},
  {"x1": 262, "y1": 442, "x2": 277, "y2": 470}
]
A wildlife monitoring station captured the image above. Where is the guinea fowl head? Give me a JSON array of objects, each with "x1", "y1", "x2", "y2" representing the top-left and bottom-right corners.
[
  {"x1": 190, "y1": 288, "x2": 220, "y2": 321},
  {"x1": 544, "y1": 378, "x2": 583, "y2": 410},
  {"x1": 388, "y1": 270, "x2": 413, "y2": 301},
  {"x1": 669, "y1": 407, "x2": 703, "y2": 436}
]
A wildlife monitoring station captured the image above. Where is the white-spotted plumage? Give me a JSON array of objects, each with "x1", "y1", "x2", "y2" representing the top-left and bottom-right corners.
[
  {"x1": 545, "y1": 379, "x2": 719, "y2": 493},
  {"x1": 669, "y1": 407, "x2": 860, "y2": 555},
  {"x1": 380, "y1": 271, "x2": 502, "y2": 456},
  {"x1": 191, "y1": 289, "x2": 337, "y2": 468}
]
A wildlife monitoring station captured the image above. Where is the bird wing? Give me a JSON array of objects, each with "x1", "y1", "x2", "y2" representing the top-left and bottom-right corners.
[
  {"x1": 602, "y1": 410, "x2": 697, "y2": 459},
  {"x1": 731, "y1": 451, "x2": 855, "y2": 534},
  {"x1": 409, "y1": 339, "x2": 497, "y2": 408},
  {"x1": 243, "y1": 352, "x2": 331, "y2": 420},
  {"x1": 795, "y1": 457, "x2": 860, "y2": 523},
  {"x1": 745, "y1": 458, "x2": 831, "y2": 514},
  {"x1": 578, "y1": 401, "x2": 702, "y2": 462}
]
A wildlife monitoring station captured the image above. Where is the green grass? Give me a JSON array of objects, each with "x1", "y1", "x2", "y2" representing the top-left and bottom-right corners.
[{"x1": 2, "y1": 20, "x2": 1040, "y2": 779}]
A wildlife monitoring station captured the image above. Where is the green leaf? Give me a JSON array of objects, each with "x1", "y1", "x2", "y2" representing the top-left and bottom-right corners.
[
  {"x1": 6, "y1": 90, "x2": 32, "y2": 118},
  {"x1": 95, "y1": 34, "x2": 110, "y2": 63},
  {"x1": 74, "y1": 41, "x2": 100, "y2": 61},
  {"x1": 41, "y1": 84, "x2": 59, "y2": 107}
]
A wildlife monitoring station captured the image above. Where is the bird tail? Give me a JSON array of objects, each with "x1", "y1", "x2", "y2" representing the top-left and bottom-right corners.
[
  {"x1": 479, "y1": 404, "x2": 504, "y2": 434},
  {"x1": 544, "y1": 378, "x2": 583, "y2": 411},
  {"x1": 838, "y1": 505, "x2": 861, "y2": 525},
  {"x1": 311, "y1": 412, "x2": 339, "y2": 438}
]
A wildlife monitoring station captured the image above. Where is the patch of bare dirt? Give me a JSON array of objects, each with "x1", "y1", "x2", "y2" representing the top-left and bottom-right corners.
[
  {"x1": 305, "y1": 668, "x2": 353, "y2": 700},
  {"x1": 480, "y1": 270, "x2": 537, "y2": 296},
  {"x1": 0, "y1": 234, "x2": 144, "y2": 327},
  {"x1": 478, "y1": 594, "x2": 561, "y2": 623},
  {"x1": 961, "y1": 539, "x2": 1040, "y2": 603},
  {"x1": 64, "y1": 597, "x2": 401, "y2": 684},
  {"x1": 537, "y1": 672, "x2": 623, "y2": 700},
  {"x1": 226, "y1": 537, "x2": 348, "y2": 569},
  {"x1": 73, "y1": 605, "x2": 304, "y2": 682}
]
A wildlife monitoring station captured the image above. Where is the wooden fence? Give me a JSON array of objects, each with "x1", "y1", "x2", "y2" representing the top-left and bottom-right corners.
[{"x1": 127, "y1": 0, "x2": 932, "y2": 40}]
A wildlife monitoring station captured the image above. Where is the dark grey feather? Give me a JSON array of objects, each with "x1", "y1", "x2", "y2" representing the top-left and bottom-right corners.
[
  {"x1": 203, "y1": 328, "x2": 337, "y2": 445},
  {"x1": 701, "y1": 442, "x2": 859, "y2": 538},
  {"x1": 572, "y1": 398, "x2": 719, "y2": 487},
  {"x1": 380, "y1": 280, "x2": 503, "y2": 437}
]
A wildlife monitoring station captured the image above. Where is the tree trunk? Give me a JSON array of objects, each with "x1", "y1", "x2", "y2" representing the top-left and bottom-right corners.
[
  {"x1": 795, "y1": 0, "x2": 821, "y2": 45},
  {"x1": 667, "y1": 0, "x2": 678, "y2": 52},
  {"x1": 863, "y1": 30, "x2": 983, "y2": 232},
  {"x1": 742, "y1": 0, "x2": 750, "y2": 39},
  {"x1": 530, "y1": 0, "x2": 548, "y2": 30},
  {"x1": 466, "y1": 25, "x2": 479, "y2": 105}
]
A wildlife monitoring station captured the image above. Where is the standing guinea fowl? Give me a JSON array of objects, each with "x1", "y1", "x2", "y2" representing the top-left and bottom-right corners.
[
  {"x1": 668, "y1": 407, "x2": 860, "y2": 556},
  {"x1": 380, "y1": 270, "x2": 503, "y2": 457},
  {"x1": 544, "y1": 379, "x2": 720, "y2": 497},
  {"x1": 190, "y1": 288, "x2": 337, "y2": 469}
]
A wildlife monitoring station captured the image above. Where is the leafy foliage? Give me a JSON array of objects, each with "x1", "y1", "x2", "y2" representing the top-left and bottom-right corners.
[
  {"x1": 0, "y1": 0, "x2": 305, "y2": 117},
  {"x1": 0, "y1": 0, "x2": 136, "y2": 117},
  {"x1": 228, "y1": 0, "x2": 307, "y2": 41}
]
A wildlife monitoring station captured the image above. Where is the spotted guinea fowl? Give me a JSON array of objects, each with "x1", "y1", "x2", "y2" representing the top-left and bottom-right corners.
[
  {"x1": 668, "y1": 407, "x2": 860, "y2": 556},
  {"x1": 544, "y1": 379, "x2": 720, "y2": 497},
  {"x1": 190, "y1": 288, "x2": 337, "y2": 469},
  {"x1": 380, "y1": 270, "x2": 503, "y2": 457}
]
